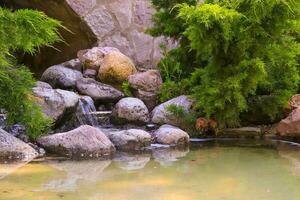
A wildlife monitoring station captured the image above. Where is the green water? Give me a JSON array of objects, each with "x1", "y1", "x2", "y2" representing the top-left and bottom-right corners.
[{"x1": 1, "y1": 140, "x2": 300, "y2": 200}]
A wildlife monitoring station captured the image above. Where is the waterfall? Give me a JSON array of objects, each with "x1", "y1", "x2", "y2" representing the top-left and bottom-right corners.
[{"x1": 75, "y1": 96, "x2": 99, "y2": 127}]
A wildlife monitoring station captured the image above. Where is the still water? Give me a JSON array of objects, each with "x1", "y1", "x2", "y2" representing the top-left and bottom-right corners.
[{"x1": 1, "y1": 140, "x2": 300, "y2": 200}]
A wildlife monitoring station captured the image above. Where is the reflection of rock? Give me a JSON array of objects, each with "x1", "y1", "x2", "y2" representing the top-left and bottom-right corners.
[
  {"x1": 152, "y1": 147, "x2": 189, "y2": 167},
  {"x1": 113, "y1": 152, "x2": 150, "y2": 171},
  {"x1": 0, "y1": 162, "x2": 27, "y2": 180},
  {"x1": 42, "y1": 160, "x2": 111, "y2": 192},
  {"x1": 277, "y1": 142, "x2": 300, "y2": 177}
]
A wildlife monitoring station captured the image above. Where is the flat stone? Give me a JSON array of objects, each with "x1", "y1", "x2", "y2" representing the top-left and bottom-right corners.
[
  {"x1": 76, "y1": 78, "x2": 124, "y2": 103},
  {"x1": 41, "y1": 64, "x2": 83, "y2": 89}
]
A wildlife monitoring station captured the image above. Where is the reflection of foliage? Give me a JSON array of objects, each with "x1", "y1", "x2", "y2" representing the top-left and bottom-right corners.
[
  {"x1": 150, "y1": 0, "x2": 300, "y2": 128},
  {"x1": 121, "y1": 81, "x2": 133, "y2": 97},
  {"x1": 0, "y1": 8, "x2": 64, "y2": 139}
]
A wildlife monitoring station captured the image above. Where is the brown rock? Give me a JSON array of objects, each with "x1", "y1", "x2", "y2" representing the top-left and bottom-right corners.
[
  {"x1": 277, "y1": 108, "x2": 300, "y2": 137},
  {"x1": 128, "y1": 70, "x2": 162, "y2": 110},
  {"x1": 98, "y1": 51, "x2": 137, "y2": 87},
  {"x1": 77, "y1": 47, "x2": 119, "y2": 71}
]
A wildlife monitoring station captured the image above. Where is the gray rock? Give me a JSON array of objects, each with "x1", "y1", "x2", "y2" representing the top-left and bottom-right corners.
[
  {"x1": 83, "y1": 69, "x2": 97, "y2": 79},
  {"x1": 0, "y1": 129, "x2": 38, "y2": 163},
  {"x1": 35, "y1": 81, "x2": 52, "y2": 89},
  {"x1": 61, "y1": 58, "x2": 83, "y2": 72},
  {"x1": 76, "y1": 78, "x2": 124, "y2": 103},
  {"x1": 151, "y1": 95, "x2": 194, "y2": 127},
  {"x1": 128, "y1": 70, "x2": 162, "y2": 110},
  {"x1": 154, "y1": 125, "x2": 189, "y2": 146},
  {"x1": 32, "y1": 86, "x2": 79, "y2": 124},
  {"x1": 112, "y1": 97, "x2": 150, "y2": 124},
  {"x1": 37, "y1": 125, "x2": 116, "y2": 158},
  {"x1": 106, "y1": 129, "x2": 151, "y2": 151},
  {"x1": 41, "y1": 64, "x2": 83, "y2": 89}
]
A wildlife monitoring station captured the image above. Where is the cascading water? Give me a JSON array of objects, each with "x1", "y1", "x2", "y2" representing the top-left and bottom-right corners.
[{"x1": 75, "y1": 96, "x2": 99, "y2": 127}]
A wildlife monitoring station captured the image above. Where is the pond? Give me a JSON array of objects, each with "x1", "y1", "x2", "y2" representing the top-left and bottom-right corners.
[{"x1": 1, "y1": 139, "x2": 300, "y2": 200}]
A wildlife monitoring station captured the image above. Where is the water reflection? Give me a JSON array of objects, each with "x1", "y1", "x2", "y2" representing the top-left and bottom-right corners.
[
  {"x1": 152, "y1": 147, "x2": 189, "y2": 167},
  {"x1": 113, "y1": 152, "x2": 151, "y2": 171},
  {"x1": 1, "y1": 140, "x2": 300, "y2": 200},
  {"x1": 41, "y1": 160, "x2": 111, "y2": 192}
]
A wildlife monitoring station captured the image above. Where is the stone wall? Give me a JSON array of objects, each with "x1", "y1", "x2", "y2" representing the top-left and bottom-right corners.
[
  {"x1": 66, "y1": 0, "x2": 171, "y2": 69},
  {"x1": 1, "y1": 0, "x2": 173, "y2": 72}
]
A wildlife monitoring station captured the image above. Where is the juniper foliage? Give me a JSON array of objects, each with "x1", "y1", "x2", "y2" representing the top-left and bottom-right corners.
[
  {"x1": 150, "y1": 0, "x2": 300, "y2": 127},
  {"x1": 0, "y1": 8, "x2": 64, "y2": 139}
]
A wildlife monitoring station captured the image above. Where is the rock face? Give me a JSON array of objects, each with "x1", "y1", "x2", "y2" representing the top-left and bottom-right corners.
[
  {"x1": 1, "y1": 0, "x2": 174, "y2": 71},
  {"x1": 106, "y1": 129, "x2": 151, "y2": 151},
  {"x1": 32, "y1": 85, "x2": 79, "y2": 125},
  {"x1": 77, "y1": 46, "x2": 119, "y2": 71},
  {"x1": 112, "y1": 97, "x2": 150, "y2": 124},
  {"x1": 154, "y1": 125, "x2": 189, "y2": 146},
  {"x1": 0, "y1": 129, "x2": 38, "y2": 163},
  {"x1": 76, "y1": 78, "x2": 124, "y2": 103},
  {"x1": 277, "y1": 108, "x2": 300, "y2": 137},
  {"x1": 151, "y1": 96, "x2": 194, "y2": 127},
  {"x1": 99, "y1": 51, "x2": 137, "y2": 87},
  {"x1": 128, "y1": 70, "x2": 163, "y2": 110},
  {"x1": 37, "y1": 125, "x2": 115, "y2": 158},
  {"x1": 41, "y1": 64, "x2": 83, "y2": 89}
]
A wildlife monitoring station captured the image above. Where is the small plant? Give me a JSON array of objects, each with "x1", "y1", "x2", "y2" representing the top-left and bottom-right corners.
[
  {"x1": 121, "y1": 81, "x2": 133, "y2": 97},
  {"x1": 166, "y1": 104, "x2": 197, "y2": 132}
]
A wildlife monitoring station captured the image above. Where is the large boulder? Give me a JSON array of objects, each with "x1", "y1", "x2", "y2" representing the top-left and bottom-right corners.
[
  {"x1": 112, "y1": 97, "x2": 150, "y2": 124},
  {"x1": 98, "y1": 51, "x2": 137, "y2": 87},
  {"x1": 106, "y1": 129, "x2": 151, "y2": 151},
  {"x1": 277, "y1": 108, "x2": 300, "y2": 137},
  {"x1": 32, "y1": 86, "x2": 79, "y2": 125},
  {"x1": 77, "y1": 46, "x2": 119, "y2": 71},
  {"x1": 151, "y1": 95, "x2": 194, "y2": 127},
  {"x1": 76, "y1": 78, "x2": 124, "y2": 103},
  {"x1": 154, "y1": 124, "x2": 189, "y2": 146},
  {"x1": 128, "y1": 70, "x2": 162, "y2": 110},
  {"x1": 41, "y1": 64, "x2": 83, "y2": 89},
  {"x1": 37, "y1": 125, "x2": 115, "y2": 158},
  {"x1": 0, "y1": 129, "x2": 38, "y2": 163}
]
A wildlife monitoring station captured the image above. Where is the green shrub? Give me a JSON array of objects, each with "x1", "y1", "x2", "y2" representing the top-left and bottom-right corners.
[
  {"x1": 151, "y1": 0, "x2": 300, "y2": 128},
  {"x1": 0, "y1": 8, "x2": 64, "y2": 139}
]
